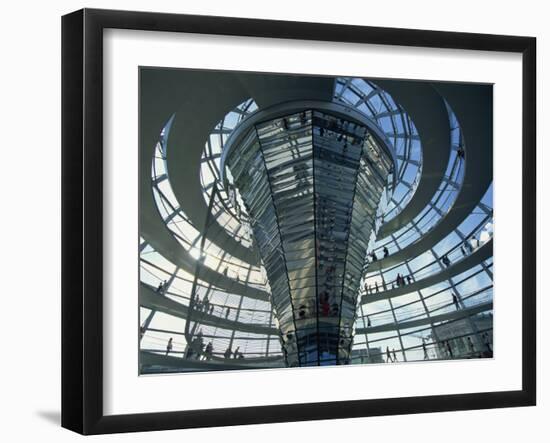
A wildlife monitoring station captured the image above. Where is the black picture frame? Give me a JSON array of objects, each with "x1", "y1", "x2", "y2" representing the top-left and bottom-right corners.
[{"x1": 61, "y1": 8, "x2": 536, "y2": 435}]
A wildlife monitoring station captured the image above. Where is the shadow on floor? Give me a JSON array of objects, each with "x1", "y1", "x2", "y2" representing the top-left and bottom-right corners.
[{"x1": 36, "y1": 410, "x2": 60, "y2": 426}]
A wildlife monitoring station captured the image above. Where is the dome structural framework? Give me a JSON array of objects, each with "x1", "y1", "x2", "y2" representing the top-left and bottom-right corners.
[{"x1": 139, "y1": 69, "x2": 493, "y2": 373}]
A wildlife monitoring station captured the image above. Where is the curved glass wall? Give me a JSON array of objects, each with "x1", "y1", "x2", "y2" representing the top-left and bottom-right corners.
[
  {"x1": 334, "y1": 78, "x2": 422, "y2": 221},
  {"x1": 151, "y1": 115, "x2": 267, "y2": 289},
  {"x1": 369, "y1": 100, "x2": 466, "y2": 258},
  {"x1": 199, "y1": 98, "x2": 259, "y2": 248}
]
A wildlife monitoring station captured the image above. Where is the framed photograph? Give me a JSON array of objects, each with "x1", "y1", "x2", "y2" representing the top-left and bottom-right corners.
[{"x1": 61, "y1": 8, "x2": 536, "y2": 434}]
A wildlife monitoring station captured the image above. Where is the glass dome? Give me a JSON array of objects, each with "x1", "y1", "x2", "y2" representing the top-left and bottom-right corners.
[{"x1": 139, "y1": 71, "x2": 493, "y2": 373}]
